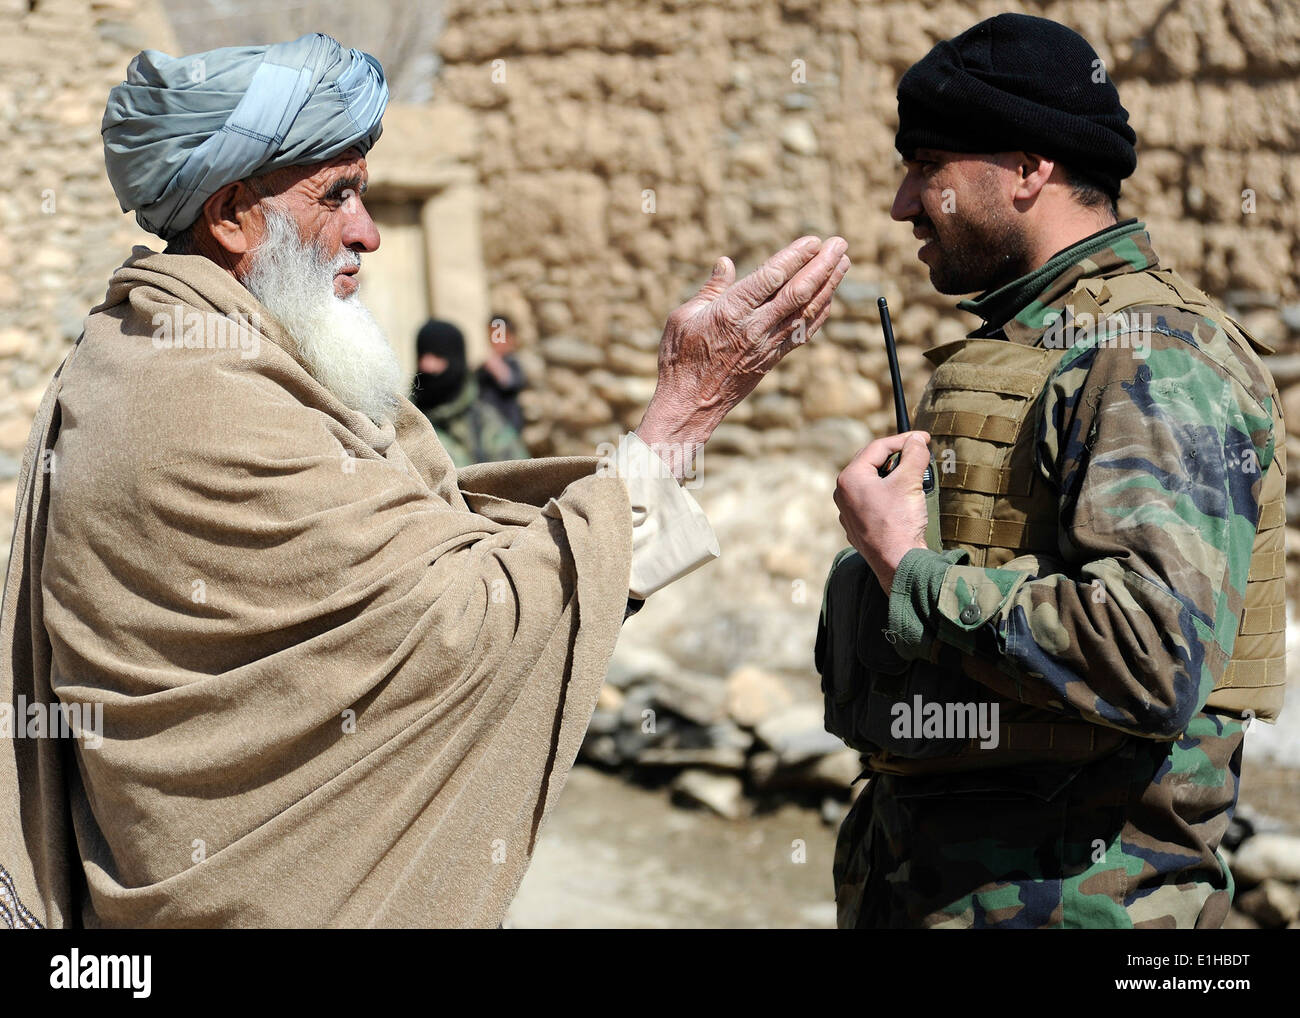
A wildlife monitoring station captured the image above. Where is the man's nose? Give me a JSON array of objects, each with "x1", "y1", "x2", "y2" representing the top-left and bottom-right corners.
[
  {"x1": 891, "y1": 172, "x2": 921, "y2": 223},
  {"x1": 343, "y1": 201, "x2": 380, "y2": 253}
]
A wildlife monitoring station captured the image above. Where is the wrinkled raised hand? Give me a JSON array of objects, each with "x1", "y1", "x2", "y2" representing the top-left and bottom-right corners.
[{"x1": 636, "y1": 235, "x2": 850, "y2": 476}]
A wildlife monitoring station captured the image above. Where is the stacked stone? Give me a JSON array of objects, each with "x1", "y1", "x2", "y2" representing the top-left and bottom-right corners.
[
  {"x1": 1223, "y1": 808, "x2": 1300, "y2": 929},
  {"x1": 435, "y1": 0, "x2": 1300, "y2": 597},
  {"x1": 2, "y1": 0, "x2": 1299, "y2": 592},
  {"x1": 0, "y1": 0, "x2": 171, "y2": 563},
  {"x1": 583, "y1": 645, "x2": 864, "y2": 823},
  {"x1": 435, "y1": 0, "x2": 1300, "y2": 442}
]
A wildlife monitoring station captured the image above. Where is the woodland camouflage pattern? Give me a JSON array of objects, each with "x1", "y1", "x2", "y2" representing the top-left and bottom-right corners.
[
  {"x1": 419, "y1": 374, "x2": 530, "y2": 468},
  {"x1": 834, "y1": 224, "x2": 1282, "y2": 928}
]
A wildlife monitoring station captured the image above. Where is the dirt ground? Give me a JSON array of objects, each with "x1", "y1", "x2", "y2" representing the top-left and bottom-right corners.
[
  {"x1": 508, "y1": 759, "x2": 1300, "y2": 929},
  {"x1": 507, "y1": 765, "x2": 841, "y2": 929}
]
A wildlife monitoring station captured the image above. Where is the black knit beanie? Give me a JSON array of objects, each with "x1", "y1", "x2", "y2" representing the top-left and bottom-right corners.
[{"x1": 895, "y1": 13, "x2": 1137, "y2": 198}]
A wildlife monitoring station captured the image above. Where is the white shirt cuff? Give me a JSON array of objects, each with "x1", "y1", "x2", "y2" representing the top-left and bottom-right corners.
[{"x1": 609, "y1": 433, "x2": 720, "y2": 600}]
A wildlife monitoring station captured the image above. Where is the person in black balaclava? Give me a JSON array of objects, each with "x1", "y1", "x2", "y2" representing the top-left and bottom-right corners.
[
  {"x1": 412, "y1": 319, "x2": 468, "y2": 410},
  {"x1": 412, "y1": 318, "x2": 529, "y2": 468}
]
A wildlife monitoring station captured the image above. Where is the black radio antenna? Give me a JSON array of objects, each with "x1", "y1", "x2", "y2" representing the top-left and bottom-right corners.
[
  {"x1": 879, "y1": 297, "x2": 910, "y2": 433},
  {"x1": 877, "y1": 296, "x2": 934, "y2": 492}
]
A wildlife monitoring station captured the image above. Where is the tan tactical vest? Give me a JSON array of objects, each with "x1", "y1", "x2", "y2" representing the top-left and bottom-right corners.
[{"x1": 868, "y1": 268, "x2": 1287, "y2": 776}]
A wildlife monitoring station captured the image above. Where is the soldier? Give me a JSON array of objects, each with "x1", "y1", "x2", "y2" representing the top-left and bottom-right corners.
[
  {"x1": 820, "y1": 13, "x2": 1287, "y2": 928},
  {"x1": 411, "y1": 317, "x2": 531, "y2": 467}
]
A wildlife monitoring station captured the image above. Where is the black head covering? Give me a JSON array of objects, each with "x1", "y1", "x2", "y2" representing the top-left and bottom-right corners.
[
  {"x1": 412, "y1": 319, "x2": 468, "y2": 410},
  {"x1": 895, "y1": 13, "x2": 1137, "y2": 198}
]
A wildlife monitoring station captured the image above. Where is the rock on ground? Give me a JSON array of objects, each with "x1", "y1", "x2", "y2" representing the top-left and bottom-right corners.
[{"x1": 1231, "y1": 832, "x2": 1300, "y2": 885}]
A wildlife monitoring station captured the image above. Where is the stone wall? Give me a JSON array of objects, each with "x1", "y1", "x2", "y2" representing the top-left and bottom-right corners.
[
  {"x1": 3, "y1": 0, "x2": 1300, "y2": 572},
  {"x1": 435, "y1": 0, "x2": 1300, "y2": 552},
  {"x1": 0, "y1": 0, "x2": 174, "y2": 560}
]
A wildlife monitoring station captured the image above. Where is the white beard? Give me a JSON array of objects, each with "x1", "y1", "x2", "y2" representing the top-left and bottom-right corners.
[{"x1": 242, "y1": 205, "x2": 402, "y2": 425}]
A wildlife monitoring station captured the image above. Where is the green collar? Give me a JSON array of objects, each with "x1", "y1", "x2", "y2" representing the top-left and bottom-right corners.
[{"x1": 957, "y1": 219, "x2": 1152, "y2": 341}]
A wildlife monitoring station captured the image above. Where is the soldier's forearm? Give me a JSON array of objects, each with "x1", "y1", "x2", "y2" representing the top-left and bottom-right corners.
[{"x1": 924, "y1": 559, "x2": 1210, "y2": 738}]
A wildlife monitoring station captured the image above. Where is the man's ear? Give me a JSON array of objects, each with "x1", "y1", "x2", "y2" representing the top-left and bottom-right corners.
[
  {"x1": 196, "y1": 180, "x2": 262, "y2": 258},
  {"x1": 1012, "y1": 152, "x2": 1055, "y2": 203}
]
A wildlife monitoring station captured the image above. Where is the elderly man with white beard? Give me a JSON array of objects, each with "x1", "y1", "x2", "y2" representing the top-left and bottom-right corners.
[{"x1": 0, "y1": 34, "x2": 849, "y2": 929}]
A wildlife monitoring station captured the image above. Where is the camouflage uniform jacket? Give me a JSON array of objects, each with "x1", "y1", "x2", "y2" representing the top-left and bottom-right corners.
[
  {"x1": 835, "y1": 220, "x2": 1285, "y2": 928},
  {"x1": 419, "y1": 374, "x2": 530, "y2": 469}
]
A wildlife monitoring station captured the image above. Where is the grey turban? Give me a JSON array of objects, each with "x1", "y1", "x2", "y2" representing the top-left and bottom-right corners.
[{"x1": 102, "y1": 33, "x2": 388, "y2": 240}]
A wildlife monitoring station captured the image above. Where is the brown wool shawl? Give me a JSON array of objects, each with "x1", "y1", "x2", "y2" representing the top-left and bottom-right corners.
[{"x1": 0, "y1": 248, "x2": 633, "y2": 928}]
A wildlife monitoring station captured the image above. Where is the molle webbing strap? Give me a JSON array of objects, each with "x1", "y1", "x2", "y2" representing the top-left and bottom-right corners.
[
  {"x1": 939, "y1": 461, "x2": 1032, "y2": 497},
  {"x1": 1248, "y1": 549, "x2": 1286, "y2": 582},
  {"x1": 1257, "y1": 498, "x2": 1286, "y2": 531},
  {"x1": 940, "y1": 515, "x2": 1058, "y2": 550},
  {"x1": 1218, "y1": 657, "x2": 1287, "y2": 689},
  {"x1": 924, "y1": 409, "x2": 1020, "y2": 444},
  {"x1": 1238, "y1": 603, "x2": 1288, "y2": 636},
  {"x1": 927, "y1": 362, "x2": 1045, "y2": 396},
  {"x1": 915, "y1": 338, "x2": 1064, "y2": 564}
]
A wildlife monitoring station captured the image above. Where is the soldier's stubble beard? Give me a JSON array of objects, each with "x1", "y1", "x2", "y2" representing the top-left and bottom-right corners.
[
  {"x1": 918, "y1": 174, "x2": 1036, "y2": 296},
  {"x1": 242, "y1": 203, "x2": 403, "y2": 425}
]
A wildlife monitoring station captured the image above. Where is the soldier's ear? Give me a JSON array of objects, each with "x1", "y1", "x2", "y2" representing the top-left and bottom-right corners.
[{"x1": 1013, "y1": 152, "x2": 1054, "y2": 203}]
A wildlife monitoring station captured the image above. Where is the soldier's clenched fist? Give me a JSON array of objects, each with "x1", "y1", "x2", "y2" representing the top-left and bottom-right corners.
[{"x1": 834, "y1": 431, "x2": 932, "y2": 591}]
